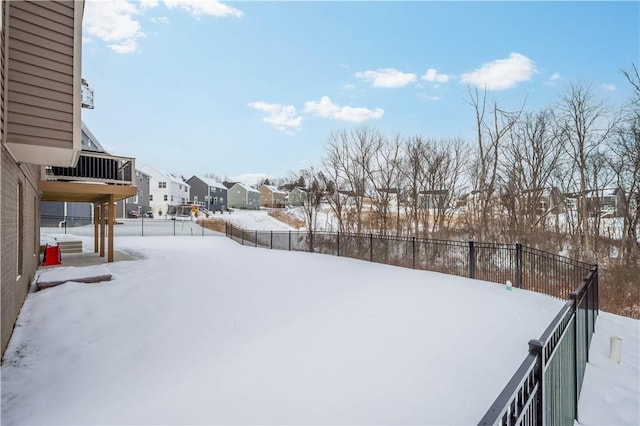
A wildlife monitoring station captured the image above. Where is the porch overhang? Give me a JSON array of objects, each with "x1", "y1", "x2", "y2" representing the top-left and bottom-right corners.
[{"x1": 38, "y1": 181, "x2": 137, "y2": 204}]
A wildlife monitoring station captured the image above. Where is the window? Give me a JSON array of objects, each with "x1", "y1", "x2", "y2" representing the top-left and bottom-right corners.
[
  {"x1": 194, "y1": 196, "x2": 198, "y2": 202},
  {"x1": 164, "y1": 195, "x2": 168, "y2": 201},
  {"x1": 171, "y1": 195, "x2": 174, "y2": 202},
  {"x1": 150, "y1": 194, "x2": 153, "y2": 201},
  {"x1": 158, "y1": 182, "x2": 166, "y2": 189},
  {"x1": 219, "y1": 197, "x2": 224, "y2": 203},
  {"x1": 179, "y1": 184, "x2": 182, "y2": 190},
  {"x1": 213, "y1": 197, "x2": 218, "y2": 204},
  {"x1": 184, "y1": 187, "x2": 187, "y2": 192}
]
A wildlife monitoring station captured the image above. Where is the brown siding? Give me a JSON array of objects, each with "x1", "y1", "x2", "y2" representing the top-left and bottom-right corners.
[{"x1": 6, "y1": 1, "x2": 76, "y2": 150}]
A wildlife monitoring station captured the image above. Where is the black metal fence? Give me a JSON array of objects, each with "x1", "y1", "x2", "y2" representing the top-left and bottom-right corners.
[
  {"x1": 479, "y1": 267, "x2": 598, "y2": 425},
  {"x1": 225, "y1": 224, "x2": 599, "y2": 426},
  {"x1": 225, "y1": 225, "x2": 592, "y2": 301},
  {"x1": 40, "y1": 215, "x2": 220, "y2": 237}
]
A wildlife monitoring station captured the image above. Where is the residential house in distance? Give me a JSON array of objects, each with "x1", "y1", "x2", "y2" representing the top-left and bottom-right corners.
[
  {"x1": 1, "y1": 0, "x2": 136, "y2": 356},
  {"x1": 228, "y1": 183, "x2": 260, "y2": 210},
  {"x1": 585, "y1": 187, "x2": 626, "y2": 217},
  {"x1": 116, "y1": 169, "x2": 151, "y2": 217},
  {"x1": 186, "y1": 176, "x2": 228, "y2": 212},
  {"x1": 260, "y1": 184, "x2": 287, "y2": 208},
  {"x1": 288, "y1": 186, "x2": 308, "y2": 207},
  {"x1": 139, "y1": 165, "x2": 190, "y2": 216}
]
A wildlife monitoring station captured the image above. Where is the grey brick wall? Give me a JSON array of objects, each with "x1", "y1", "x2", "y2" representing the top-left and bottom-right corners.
[{"x1": 1, "y1": 145, "x2": 40, "y2": 356}]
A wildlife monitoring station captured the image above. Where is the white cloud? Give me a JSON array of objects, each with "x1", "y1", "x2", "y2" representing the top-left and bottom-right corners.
[
  {"x1": 343, "y1": 84, "x2": 356, "y2": 91},
  {"x1": 602, "y1": 83, "x2": 616, "y2": 92},
  {"x1": 421, "y1": 68, "x2": 449, "y2": 83},
  {"x1": 151, "y1": 16, "x2": 170, "y2": 24},
  {"x1": 163, "y1": 0, "x2": 243, "y2": 17},
  {"x1": 83, "y1": 0, "x2": 145, "y2": 54},
  {"x1": 140, "y1": 0, "x2": 160, "y2": 8},
  {"x1": 550, "y1": 72, "x2": 562, "y2": 81},
  {"x1": 248, "y1": 102, "x2": 302, "y2": 134},
  {"x1": 304, "y1": 96, "x2": 384, "y2": 123},
  {"x1": 83, "y1": 0, "x2": 241, "y2": 54},
  {"x1": 354, "y1": 68, "x2": 417, "y2": 88},
  {"x1": 109, "y1": 38, "x2": 139, "y2": 54},
  {"x1": 460, "y1": 53, "x2": 537, "y2": 90},
  {"x1": 418, "y1": 93, "x2": 441, "y2": 101}
]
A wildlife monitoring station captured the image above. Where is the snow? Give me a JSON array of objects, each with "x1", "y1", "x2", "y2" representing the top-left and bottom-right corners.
[{"x1": 2, "y1": 229, "x2": 638, "y2": 423}]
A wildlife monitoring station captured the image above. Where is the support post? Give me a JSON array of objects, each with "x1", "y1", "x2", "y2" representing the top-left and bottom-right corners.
[
  {"x1": 370, "y1": 233, "x2": 373, "y2": 262},
  {"x1": 528, "y1": 339, "x2": 545, "y2": 425},
  {"x1": 337, "y1": 231, "x2": 340, "y2": 257},
  {"x1": 99, "y1": 205, "x2": 105, "y2": 257},
  {"x1": 93, "y1": 205, "x2": 99, "y2": 253},
  {"x1": 108, "y1": 196, "x2": 115, "y2": 262}
]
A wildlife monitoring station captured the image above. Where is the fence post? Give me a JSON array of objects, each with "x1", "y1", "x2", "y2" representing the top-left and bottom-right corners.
[
  {"x1": 310, "y1": 231, "x2": 314, "y2": 253},
  {"x1": 412, "y1": 237, "x2": 416, "y2": 269},
  {"x1": 255, "y1": 230, "x2": 258, "y2": 247},
  {"x1": 288, "y1": 230, "x2": 291, "y2": 251},
  {"x1": 242, "y1": 229, "x2": 244, "y2": 245},
  {"x1": 569, "y1": 291, "x2": 580, "y2": 423},
  {"x1": 528, "y1": 339, "x2": 545, "y2": 425},
  {"x1": 583, "y1": 277, "x2": 590, "y2": 363},
  {"x1": 337, "y1": 231, "x2": 340, "y2": 257},
  {"x1": 141, "y1": 216, "x2": 144, "y2": 237},
  {"x1": 515, "y1": 243, "x2": 522, "y2": 288},
  {"x1": 173, "y1": 219, "x2": 176, "y2": 236},
  {"x1": 469, "y1": 241, "x2": 475, "y2": 279},
  {"x1": 370, "y1": 233, "x2": 373, "y2": 262},
  {"x1": 64, "y1": 216, "x2": 67, "y2": 234},
  {"x1": 270, "y1": 231, "x2": 273, "y2": 249}
]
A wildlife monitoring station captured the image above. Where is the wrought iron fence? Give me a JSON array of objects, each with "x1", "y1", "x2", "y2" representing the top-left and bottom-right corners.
[
  {"x1": 224, "y1": 224, "x2": 598, "y2": 426},
  {"x1": 225, "y1": 225, "x2": 592, "y2": 301},
  {"x1": 479, "y1": 267, "x2": 598, "y2": 426}
]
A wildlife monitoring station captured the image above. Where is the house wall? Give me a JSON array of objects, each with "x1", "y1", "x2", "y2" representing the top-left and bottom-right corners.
[
  {"x1": 1, "y1": 147, "x2": 40, "y2": 356},
  {"x1": 4, "y1": 1, "x2": 82, "y2": 167},
  {"x1": 227, "y1": 184, "x2": 245, "y2": 209},
  {"x1": 1, "y1": 1, "x2": 84, "y2": 357},
  {"x1": 259, "y1": 185, "x2": 286, "y2": 208},
  {"x1": 118, "y1": 170, "x2": 150, "y2": 217},
  {"x1": 289, "y1": 188, "x2": 307, "y2": 206},
  {"x1": 209, "y1": 186, "x2": 227, "y2": 212}
]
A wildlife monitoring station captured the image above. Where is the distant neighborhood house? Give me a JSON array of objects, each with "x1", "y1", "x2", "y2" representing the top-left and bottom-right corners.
[
  {"x1": 186, "y1": 176, "x2": 228, "y2": 212},
  {"x1": 260, "y1": 184, "x2": 287, "y2": 208},
  {"x1": 140, "y1": 165, "x2": 190, "y2": 216},
  {"x1": 228, "y1": 183, "x2": 260, "y2": 210},
  {"x1": 288, "y1": 186, "x2": 308, "y2": 207}
]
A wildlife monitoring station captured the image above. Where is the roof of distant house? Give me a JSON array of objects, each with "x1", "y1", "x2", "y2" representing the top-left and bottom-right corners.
[
  {"x1": 232, "y1": 182, "x2": 259, "y2": 193},
  {"x1": 194, "y1": 176, "x2": 226, "y2": 190},
  {"x1": 262, "y1": 184, "x2": 287, "y2": 194}
]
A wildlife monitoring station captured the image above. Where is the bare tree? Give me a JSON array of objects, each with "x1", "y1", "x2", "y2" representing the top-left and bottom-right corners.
[
  {"x1": 298, "y1": 167, "x2": 324, "y2": 239},
  {"x1": 467, "y1": 86, "x2": 523, "y2": 240},
  {"x1": 369, "y1": 134, "x2": 403, "y2": 236},
  {"x1": 500, "y1": 110, "x2": 562, "y2": 242},
  {"x1": 555, "y1": 82, "x2": 616, "y2": 261},
  {"x1": 608, "y1": 64, "x2": 640, "y2": 263}
]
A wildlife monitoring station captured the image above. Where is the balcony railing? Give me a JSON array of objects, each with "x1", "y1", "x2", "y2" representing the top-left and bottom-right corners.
[{"x1": 42, "y1": 151, "x2": 135, "y2": 186}]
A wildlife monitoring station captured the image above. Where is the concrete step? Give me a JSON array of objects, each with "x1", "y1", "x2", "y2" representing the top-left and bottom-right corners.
[{"x1": 57, "y1": 240, "x2": 83, "y2": 253}]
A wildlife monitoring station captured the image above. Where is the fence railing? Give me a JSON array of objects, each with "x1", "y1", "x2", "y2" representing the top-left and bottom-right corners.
[
  {"x1": 479, "y1": 267, "x2": 598, "y2": 426},
  {"x1": 225, "y1": 225, "x2": 592, "y2": 301},
  {"x1": 42, "y1": 151, "x2": 135, "y2": 186},
  {"x1": 223, "y1": 224, "x2": 598, "y2": 425}
]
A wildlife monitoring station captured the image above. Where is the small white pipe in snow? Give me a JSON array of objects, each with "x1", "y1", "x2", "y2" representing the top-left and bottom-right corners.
[{"x1": 609, "y1": 336, "x2": 622, "y2": 363}]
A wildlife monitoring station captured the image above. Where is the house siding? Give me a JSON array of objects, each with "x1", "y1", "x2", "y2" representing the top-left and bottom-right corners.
[
  {"x1": 1, "y1": 145, "x2": 40, "y2": 356},
  {"x1": 5, "y1": 1, "x2": 81, "y2": 166},
  {"x1": 1, "y1": 0, "x2": 83, "y2": 357}
]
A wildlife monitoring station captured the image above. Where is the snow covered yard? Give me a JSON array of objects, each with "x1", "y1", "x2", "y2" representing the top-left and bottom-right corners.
[{"x1": 1, "y1": 235, "x2": 638, "y2": 424}]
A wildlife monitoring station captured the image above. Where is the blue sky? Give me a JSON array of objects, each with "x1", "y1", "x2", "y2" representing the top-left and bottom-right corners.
[{"x1": 81, "y1": 0, "x2": 639, "y2": 184}]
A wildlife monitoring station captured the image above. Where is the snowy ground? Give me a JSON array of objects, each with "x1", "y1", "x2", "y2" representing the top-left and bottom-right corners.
[{"x1": 1, "y1": 211, "x2": 638, "y2": 424}]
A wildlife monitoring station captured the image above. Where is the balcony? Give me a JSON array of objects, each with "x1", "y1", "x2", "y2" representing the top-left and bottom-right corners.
[{"x1": 39, "y1": 151, "x2": 137, "y2": 205}]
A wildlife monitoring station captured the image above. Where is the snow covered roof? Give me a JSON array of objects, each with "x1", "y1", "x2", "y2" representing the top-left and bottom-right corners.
[
  {"x1": 232, "y1": 182, "x2": 259, "y2": 193},
  {"x1": 139, "y1": 165, "x2": 190, "y2": 187},
  {"x1": 195, "y1": 176, "x2": 227, "y2": 190},
  {"x1": 262, "y1": 184, "x2": 287, "y2": 195}
]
